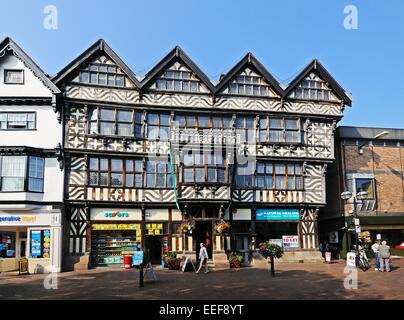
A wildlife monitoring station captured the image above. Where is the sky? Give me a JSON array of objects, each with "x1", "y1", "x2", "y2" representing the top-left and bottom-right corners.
[{"x1": 1, "y1": 0, "x2": 403, "y2": 128}]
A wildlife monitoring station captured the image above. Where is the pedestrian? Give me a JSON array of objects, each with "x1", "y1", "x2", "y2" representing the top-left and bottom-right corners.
[
  {"x1": 319, "y1": 242, "x2": 325, "y2": 259},
  {"x1": 371, "y1": 240, "x2": 381, "y2": 271},
  {"x1": 196, "y1": 243, "x2": 209, "y2": 274},
  {"x1": 378, "y1": 241, "x2": 391, "y2": 272}
]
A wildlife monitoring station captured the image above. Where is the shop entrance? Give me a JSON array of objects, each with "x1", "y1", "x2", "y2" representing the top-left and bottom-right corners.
[
  {"x1": 194, "y1": 221, "x2": 213, "y2": 260},
  {"x1": 145, "y1": 236, "x2": 162, "y2": 264}
]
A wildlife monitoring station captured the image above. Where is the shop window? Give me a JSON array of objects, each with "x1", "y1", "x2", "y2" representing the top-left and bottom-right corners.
[
  {"x1": 0, "y1": 156, "x2": 45, "y2": 192},
  {"x1": 355, "y1": 178, "x2": 375, "y2": 200},
  {"x1": 88, "y1": 106, "x2": 142, "y2": 138},
  {"x1": 30, "y1": 229, "x2": 51, "y2": 259},
  {"x1": 0, "y1": 112, "x2": 35, "y2": 130},
  {"x1": 255, "y1": 222, "x2": 298, "y2": 245},
  {"x1": 0, "y1": 232, "x2": 16, "y2": 258}
]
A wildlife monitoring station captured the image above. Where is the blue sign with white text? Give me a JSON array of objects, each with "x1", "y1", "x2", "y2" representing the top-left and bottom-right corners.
[{"x1": 256, "y1": 209, "x2": 300, "y2": 221}]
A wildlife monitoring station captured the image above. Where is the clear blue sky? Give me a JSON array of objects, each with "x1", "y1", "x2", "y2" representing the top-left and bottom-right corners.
[{"x1": 1, "y1": 0, "x2": 403, "y2": 128}]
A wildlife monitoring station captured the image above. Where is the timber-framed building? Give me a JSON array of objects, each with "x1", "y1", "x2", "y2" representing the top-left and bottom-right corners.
[{"x1": 54, "y1": 39, "x2": 352, "y2": 269}]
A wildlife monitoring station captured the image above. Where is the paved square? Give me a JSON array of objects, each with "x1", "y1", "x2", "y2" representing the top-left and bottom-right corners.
[{"x1": 0, "y1": 259, "x2": 403, "y2": 300}]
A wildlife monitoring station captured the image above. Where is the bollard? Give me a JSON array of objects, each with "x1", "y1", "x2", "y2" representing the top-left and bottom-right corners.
[{"x1": 139, "y1": 264, "x2": 144, "y2": 287}]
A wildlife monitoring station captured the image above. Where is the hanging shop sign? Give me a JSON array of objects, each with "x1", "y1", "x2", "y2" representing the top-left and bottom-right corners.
[
  {"x1": 282, "y1": 236, "x2": 299, "y2": 249},
  {"x1": 91, "y1": 223, "x2": 141, "y2": 231},
  {"x1": 90, "y1": 209, "x2": 142, "y2": 221},
  {"x1": 146, "y1": 223, "x2": 164, "y2": 235},
  {"x1": 256, "y1": 209, "x2": 300, "y2": 221},
  {"x1": 0, "y1": 214, "x2": 51, "y2": 226}
]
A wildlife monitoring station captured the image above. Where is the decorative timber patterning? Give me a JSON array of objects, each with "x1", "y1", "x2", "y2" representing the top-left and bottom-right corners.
[
  {"x1": 300, "y1": 208, "x2": 318, "y2": 249},
  {"x1": 86, "y1": 188, "x2": 175, "y2": 202},
  {"x1": 67, "y1": 156, "x2": 86, "y2": 200},
  {"x1": 180, "y1": 186, "x2": 230, "y2": 200},
  {"x1": 65, "y1": 85, "x2": 139, "y2": 104},
  {"x1": 304, "y1": 164, "x2": 325, "y2": 204},
  {"x1": 69, "y1": 207, "x2": 88, "y2": 254}
]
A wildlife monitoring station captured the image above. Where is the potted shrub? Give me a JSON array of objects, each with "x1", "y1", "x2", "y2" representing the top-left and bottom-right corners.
[
  {"x1": 167, "y1": 252, "x2": 182, "y2": 270},
  {"x1": 228, "y1": 252, "x2": 243, "y2": 269},
  {"x1": 258, "y1": 241, "x2": 284, "y2": 277}
]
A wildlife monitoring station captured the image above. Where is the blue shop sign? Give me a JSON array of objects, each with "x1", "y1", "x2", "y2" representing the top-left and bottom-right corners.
[{"x1": 256, "y1": 209, "x2": 300, "y2": 221}]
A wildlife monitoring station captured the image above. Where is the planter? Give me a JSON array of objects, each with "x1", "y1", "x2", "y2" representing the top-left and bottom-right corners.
[{"x1": 168, "y1": 258, "x2": 182, "y2": 270}]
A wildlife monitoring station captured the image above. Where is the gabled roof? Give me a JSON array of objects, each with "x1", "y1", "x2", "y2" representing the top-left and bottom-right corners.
[
  {"x1": 215, "y1": 52, "x2": 284, "y2": 97},
  {"x1": 0, "y1": 37, "x2": 60, "y2": 94},
  {"x1": 284, "y1": 59, "x2": 352, "y2": 106},
  {"x1": 141, "y1": 46, "x2": 216, "y2": 93},
  {"x1": 52, "y1": 39, "x2": 141, "y2": 88}
]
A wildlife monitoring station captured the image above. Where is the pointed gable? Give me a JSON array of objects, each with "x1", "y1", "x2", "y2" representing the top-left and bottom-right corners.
[
  {"x1": 53, "y1": 39, "x2": 140, "y2": 89},
  {"x1": 0, "y1": 37, "x2": 60, "y2": 97},
  {"x1": 215, "y1": 53, "x2": 283, "y2": 98},
  {"x1": 141, "y1": 46, "x2": 215, "y2": 94},
  {"x1": 285, "y1": 59, "x2": 352, "y2": 106}
]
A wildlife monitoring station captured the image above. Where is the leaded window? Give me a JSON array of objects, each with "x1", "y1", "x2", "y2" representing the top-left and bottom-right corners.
[
  {"x1": 229, "y1": 75, "x2": 270, "y2": 96},
  {"x1": 88, "y1": 107, "x2": 142, "y2": 138},
  {"x1": 156, "y1": 70, "x2": 200, "y2": 92},
  {"x1": 78, "y1": 63, "x2": 125, "y2": 87},
  {"x1": 259, "y1": 117, "x2": 301, "y2": 143},
  {"x1": 174, "y1": 114, "x2": 232, "y2": 130},
  {"x1": 147, "y1": 113, "x2": 170, "y2": 141},
  {"x1": 294, "y1": 79, "x2": 331, "y2": 101},
  {"x1": 182, "y1": 152, "x2": 227, "y2": 184},
  {"x1": 256, "y1": 162, "x2": 303, "y2": 190},
  {"x1": 145, "y1": 159, "x2": 173, "y2": 188},
  {"x1": 236, "y1": 116, "x2": 255, "y2": 143},
  {"x1": 4, "y1": 70, "x2": 24, "y2": 84}
]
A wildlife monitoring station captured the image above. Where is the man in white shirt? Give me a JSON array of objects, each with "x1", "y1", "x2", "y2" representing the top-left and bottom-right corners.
[
  {"x1": 371, "y1": 240, "x2": 381, "y2": 271},
  {"x1": 196, "y1": 243, "x2": 209, "y2": 274}
]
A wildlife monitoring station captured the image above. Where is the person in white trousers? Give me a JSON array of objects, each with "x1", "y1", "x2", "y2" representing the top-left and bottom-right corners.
[{"x1": 196, "y1": 243, "x2": 209, "y2": 274}]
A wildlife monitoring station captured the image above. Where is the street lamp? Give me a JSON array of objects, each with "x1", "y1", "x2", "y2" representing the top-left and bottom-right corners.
[
  {"x1": 358, "y1": 131, "x2": 389, "y2": 154},
  {"x1": 340, "y1": 190, "x2": 368, "y2": 262}
]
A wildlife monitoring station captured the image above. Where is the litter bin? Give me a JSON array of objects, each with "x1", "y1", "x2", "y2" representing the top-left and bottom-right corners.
[{"x1": 124, "y1": 255, "x2": 133, "y2": 269}]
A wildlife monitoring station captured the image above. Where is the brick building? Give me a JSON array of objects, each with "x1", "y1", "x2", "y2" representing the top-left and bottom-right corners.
[{"x1": 321, "y1": 126, "x2": 404, "y2": 258}]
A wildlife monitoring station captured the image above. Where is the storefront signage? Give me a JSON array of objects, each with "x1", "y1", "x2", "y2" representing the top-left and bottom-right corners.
[
  {"x1": 146, "y1": 223, "x2": 163, "y2": 235},
  {"x1": 91, "y1": 223, "x2": 141, "y2": 231},
  {"x1": 0, "y1": 214, "x2": 51, "y2": 226},
  {"x1": 282, "y1": 236, "x2": 299, "y2": 248},
  {"x1": 268, "y1": 239, "x2": 283, "y2": 247},
  {"x1": 256, "y1": 209, "x2": 300, "y2": 221},
  {"x1": 132, "y1": 251, "x2": 144, "y2": 266},
  {"x1": 30, "y1": 231, "x2": 42, "y2": 258},
  {"x1": 90, "y1": 209, "x2": 142, "y2": 221}
]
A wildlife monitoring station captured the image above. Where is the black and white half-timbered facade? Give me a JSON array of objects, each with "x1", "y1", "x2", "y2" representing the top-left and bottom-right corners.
[{"x1": 55, "y1": 39, "x2": 352, "y2": 269}]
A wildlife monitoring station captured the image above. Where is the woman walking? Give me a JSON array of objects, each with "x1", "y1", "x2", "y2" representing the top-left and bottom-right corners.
[{"x1": 196, "y1": 243, "x2": 209, "y2": 274}]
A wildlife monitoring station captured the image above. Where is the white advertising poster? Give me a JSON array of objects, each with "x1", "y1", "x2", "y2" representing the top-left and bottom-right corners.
[
  {"x1": 90, "y1": 208, "x2": 142, "y2": 221},
  {"x1": 329, "y1": 231, "x2": 339, "y2": 244},
  {"x1": 282, "y1": 236, "x2": 299, "y2": 249},
  {"x1": 0, "y1": 214, "x2": 51, "y2": 226},
  {"x1": 347, "y1": 252, "x2": 356, "y2": 268}
]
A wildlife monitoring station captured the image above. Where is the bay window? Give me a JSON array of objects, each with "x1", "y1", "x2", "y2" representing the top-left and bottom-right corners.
[
  {"x1": 0, "y1": 156, "x2": 44, "y2": 192},
  {"x1": 236, "y1": 116, "x2": 255, "y2": 143},
  {"x1": 257, "y1": 162, "x2": 303, "y2": 190}
]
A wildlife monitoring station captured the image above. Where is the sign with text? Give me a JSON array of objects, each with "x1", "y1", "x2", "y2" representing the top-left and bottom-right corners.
[
  {"x1": 132, "y1": 251, "x2": 144, "y2": 266},
  {"x1": 90, "y1": 208, "x2": 142, "y2": 221},
  {"x1": 282, "y1": 236, "x2": 299, "y2": 249},
  {"x1": 256, "y1": 209, "x2": 300, "y2": 221},
  {"x1": 0, "y1": 214, "x2": 51, "y2": 226}
]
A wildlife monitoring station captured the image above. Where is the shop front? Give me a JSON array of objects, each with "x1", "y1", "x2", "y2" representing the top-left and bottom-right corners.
[{"x1": 0, "y1": 209, "x2": 62, "y2": 273}]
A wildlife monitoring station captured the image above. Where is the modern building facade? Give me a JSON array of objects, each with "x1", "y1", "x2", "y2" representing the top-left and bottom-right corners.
[
  {"x1": 54, "y1": 39, "x2": 352, "y2": 270},
  {"x1": 0, "y1": 38, "x2": 63, "y2": 273},
  {"x1": 321, "y1": 126, "x2": 404, "y2": 258}
]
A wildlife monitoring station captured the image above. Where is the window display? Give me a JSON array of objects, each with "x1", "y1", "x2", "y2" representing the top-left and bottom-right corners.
[
  {"x1": 90, "y1": 225, "x2": 142, "y2": 267},
  {"x1": 0, "y1": 232, "x2": 16, "y2": 258},
  {"x1": 30, "y1": 229, "x2": 51, "y2": 258}
]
